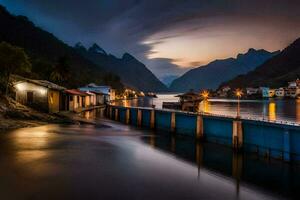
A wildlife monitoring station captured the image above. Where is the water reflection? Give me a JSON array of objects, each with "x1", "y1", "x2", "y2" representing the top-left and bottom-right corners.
[
  {"x1": 199, "y1": 99, "x2": 211, "y2": 113},
  {"x1": 142, "y1": 134, "x2": 300, "y2": 199},
  {"x1": 113, "y1": 95, "x2": 300, "y2": 123},
  {"x1": 269, "y1": 102, "x2": 276, "y2": 121},
  {"x1": 82, "y1": 108, "x2": 105, "y2": 119}
]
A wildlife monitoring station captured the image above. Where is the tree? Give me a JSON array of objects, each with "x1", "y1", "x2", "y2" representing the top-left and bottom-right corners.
[
  {"x1": 50, "y1": 56, "x2": 70, "y2": 85},
  {"x1": 0, "y1": 42, "x2": 31, "y2": 94}
]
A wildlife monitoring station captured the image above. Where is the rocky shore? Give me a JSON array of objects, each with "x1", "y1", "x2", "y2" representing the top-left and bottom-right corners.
[{"x1": 0, "y1": 95, "x2": 75, "y2": 131}]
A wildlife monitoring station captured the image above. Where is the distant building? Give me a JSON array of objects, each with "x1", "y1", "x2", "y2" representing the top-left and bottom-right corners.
[
  {"x1": 285, "y1": 79, "x2": 300, "y2": 98},
  {"x1": 217, "y1": 86, "x2": 231, "y2": 98},
  {"x1": 285, "y1": 87, "x2": 300, "y2": 98},
  {"x1": 176, "y1": 91, "x2": 202, "y2": 112},
  {"x1": 246, "y1": 88, "x2": 259, "y2": 96},
  {"x1": 260, "y1": 87, "x2": 270, "y2": 98},
  {"x1": 79, "y1": 83, "x2": 115, "y2": 102},
  {"x1": 288, "y1": 79, "x2": 300, "y2": 88},
  {"x1": 275, "y1": 88, "x2": 285, "y2": 97},
  {"x1": 269, "y1": 89, "x2": 276, "y2": 98},
  {"x1": 12, "y1": 75, "x2": 65, "y2": 113}
]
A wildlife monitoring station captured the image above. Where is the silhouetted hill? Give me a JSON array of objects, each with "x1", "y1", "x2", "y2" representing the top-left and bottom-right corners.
[
  {"x1": 170, "y1": 49, "x2": 278, "y2": 92},
  {"x1": 75, "y1": 43, "x2": 168, "y2": 92},
  {"x1": 222, "y1": 38, "x2": 300, "y2": 89},
  {"x1": 0, "y1": 5, "x2": 123, "y2": 89}
]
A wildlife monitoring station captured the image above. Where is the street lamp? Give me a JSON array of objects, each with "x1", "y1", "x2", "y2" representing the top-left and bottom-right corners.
[
  {"x1": 201, "y1": 90, "x2": 209, "y2": 100},
  {"x1": 235, "y1": 89, "x2": 243, "y2": 118}
]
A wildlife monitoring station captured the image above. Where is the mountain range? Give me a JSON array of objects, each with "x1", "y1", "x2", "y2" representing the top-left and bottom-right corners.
[
  {"x1": 74, "y1": 43, "x2": 167, "y2": 92},
  {"x1": 0, "y1": 5, "x2": 124, "y2": 89},
  {"x1": 0, "y1": 5, "x2": 167, "y2": 92},
  {"x1": 222, "y1": 37, "x2": 300, "y2": 89},
  {"x1": 170, "y1": 49, "x2": 279, "y2": 92}
]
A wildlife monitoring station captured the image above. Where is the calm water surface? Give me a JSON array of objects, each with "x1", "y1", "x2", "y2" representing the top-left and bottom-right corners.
[
  {"x1": 0, "y1": 110, "x2": 299, "y2": 199},
  {"x1": 113, "y1": 94, "x2": 300, "y2": 123}
]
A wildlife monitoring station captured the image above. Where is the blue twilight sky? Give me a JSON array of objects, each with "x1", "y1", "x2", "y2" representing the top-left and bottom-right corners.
[{"x1": 1, "y1": 0, "x2": 300, "y2": 80}]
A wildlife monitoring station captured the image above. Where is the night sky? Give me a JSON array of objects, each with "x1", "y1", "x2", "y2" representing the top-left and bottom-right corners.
[{"x1": 1, "y1": 0, "x2": 300, "y2": 80}]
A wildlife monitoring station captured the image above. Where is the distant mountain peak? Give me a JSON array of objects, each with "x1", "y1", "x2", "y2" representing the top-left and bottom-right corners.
[
  {"x1": 74, "y1": 42, "x2": 86, "y2": 51},
  {"x1": 170, "y1": 48, "x2": 278, "y2": 92},
  {"x1": 122, "y1": 53, "x2": 135, "y2": 61},
  {"x1": 88, "y1": 43, "x2": 107, "y2": 55},
  {"x1": 247, "y1": 48, "x2": 256, "y2": 53}
]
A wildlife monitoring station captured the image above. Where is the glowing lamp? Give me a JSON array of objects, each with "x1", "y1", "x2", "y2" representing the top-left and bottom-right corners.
[
  {"x1": 201, "y1": 90, "x2": 209, "y2": 99},
  {"x1": 39, "y1": 88, "x2": 47, "y2": 95},
  {"x1": 235, "y1": 89, "x2": 243, "y2": 98},
  {"x1": 15, "y1": 83, "x2": 25, "y2": 91}
]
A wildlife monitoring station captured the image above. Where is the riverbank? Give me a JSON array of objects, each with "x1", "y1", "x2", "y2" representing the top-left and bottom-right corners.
[{"x1": 0, "y1": 95, "x2": 77, "y2": 131}]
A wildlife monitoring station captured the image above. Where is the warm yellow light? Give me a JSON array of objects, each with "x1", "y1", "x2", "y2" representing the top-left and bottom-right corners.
[
  {"x1": 235, "y1": 89, "x2": 243, "y2": 98},
  {"x1": 201, "y1": 90, "x2": 209, "y2": 99},
  {"x1": 15, "y1": 83, "x2": 25, "y2": 91},
  {"x1": 39, "y1": 88, "x2": 47, "y2": 95},
  {"x1": 269, "y1": 102, "x2": 276, "y2": 121}
]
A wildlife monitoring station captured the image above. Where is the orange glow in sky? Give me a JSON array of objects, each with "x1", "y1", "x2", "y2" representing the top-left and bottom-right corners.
[{"x1": 143, "y1": 18, "x2": 300, "y2": 68}]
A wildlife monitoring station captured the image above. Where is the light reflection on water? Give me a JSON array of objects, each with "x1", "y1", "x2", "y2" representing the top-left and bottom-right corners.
[
  {"x1": 0, "y1": 114, "x2": 299, "y2": 199},
  {"x1": 112, "y1": 94, "x2": 300, "y2": 123}
]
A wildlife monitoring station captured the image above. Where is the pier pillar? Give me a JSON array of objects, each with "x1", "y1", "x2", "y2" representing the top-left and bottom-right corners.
[
  {"x1": 232, "y1": 120, "x2": 243, "y2": 150},
  {"x1": 137, "y1": 109, "x2": 142, "y2": 127},
  {"x1": 106, "y1": 106, "x2": 109, "y2": 116},
  {"x1": 150, "y1": 109, "x2": 155, "y2": 129},
  {"x1": 283, "y1": 129, "x2": 291, "y2": 162},
  {"x1": 125, "y1": 108, "x2": 130, "y2": 124},
  {"x1": 114, "y1": 108, "x2": 119, "y2": 121},
  {"x1": 196, "y1": 115, "x2": 204, "y2": 140},
  {"x1": 171, "y1": 112, "x2": 176, "y2": 133},
  {"x1": 109, "y1": 106, "x2": 112, "y2": 119}
]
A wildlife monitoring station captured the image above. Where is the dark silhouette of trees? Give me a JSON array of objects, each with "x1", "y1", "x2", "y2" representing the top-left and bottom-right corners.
[
  {"x1": 0, "y1": 42, "x2": 31, "y2": 94},
  {"x1": 50, "y1": 56, "x2": 70, "y2": 85}
]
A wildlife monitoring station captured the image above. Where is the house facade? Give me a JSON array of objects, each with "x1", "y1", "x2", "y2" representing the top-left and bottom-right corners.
[
  {"x1": 275, "y1": 88, "x2": 285, "y2": 97},
  {"x1": 64, "y1": 89, "x2": 88, "y2": 112},
  {"x1": 12, "y1": 76, "x2": 65, "y2": 113},
  {"x1": 79, "y1": 84, "x2": 115, "y2": 102}
]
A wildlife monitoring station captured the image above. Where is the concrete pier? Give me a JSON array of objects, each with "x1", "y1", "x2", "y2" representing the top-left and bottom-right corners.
[
  {"x1": 107, "y1": 105, "x2": 300, "y2": 162},
  {"x1": 115, "y1": 108, "x2": 119, "y2": 121},
  {"x1": 109, "y1": 107, "x2": 112, "y2": 119}
]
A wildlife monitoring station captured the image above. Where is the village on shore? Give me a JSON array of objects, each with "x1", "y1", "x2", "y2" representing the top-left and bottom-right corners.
[{"x1": 216, "y1": 79, "x2": 300, "y2": 99}]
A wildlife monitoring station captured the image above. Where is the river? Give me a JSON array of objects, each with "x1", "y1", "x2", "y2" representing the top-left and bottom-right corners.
[
  {"x1": 0, "y1": 110, "x2": 299, "y2": 199},
  {"x1": 112, "y1": 94, "x2": 300, "y2": 124}
]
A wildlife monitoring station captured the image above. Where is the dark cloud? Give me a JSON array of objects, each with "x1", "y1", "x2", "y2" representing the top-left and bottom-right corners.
[{"x1": 2, "y1": 0, "x2": 300, "y2": 78}]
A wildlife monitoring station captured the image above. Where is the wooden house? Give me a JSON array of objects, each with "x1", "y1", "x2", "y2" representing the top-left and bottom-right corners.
[
  {"x1": 12, "y1": 76, "x2": 65, "y2": 113},
  {"x1": 79, "y1": 84, "x2": 115, "y2": 102},
  {"x1": 64, "y1": 89, "x2": 89, "y2": 112}
]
